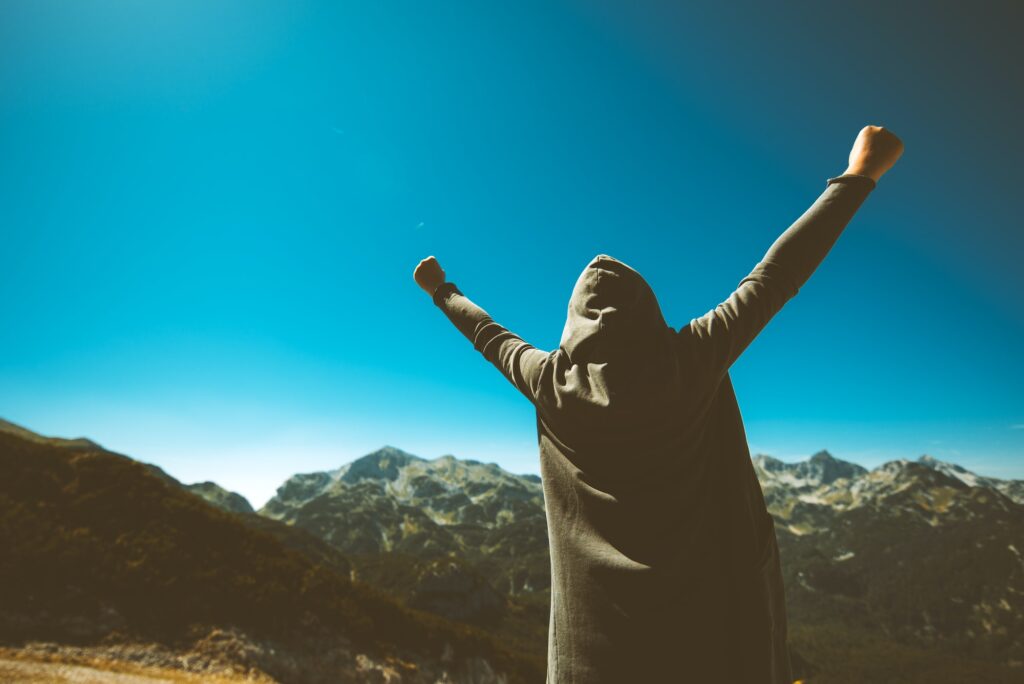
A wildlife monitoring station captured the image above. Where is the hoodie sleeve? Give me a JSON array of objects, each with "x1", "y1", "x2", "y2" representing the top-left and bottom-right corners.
[
  {"x1": 432, "y1": 281, "x2": 550, "y2": 403},
  {"x1": 680, "y1": 174, "x2": 876, "y2": 392}
]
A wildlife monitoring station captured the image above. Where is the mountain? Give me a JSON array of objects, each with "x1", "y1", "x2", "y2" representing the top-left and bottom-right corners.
[
  {"x1": 755, "y1": 448, "x2": 867, "y2": 490},
  {"x1": 259, "y1": 446, "x2": 552, "y2": 654},
  {"x1": 267, "y1": 445, "x2": 1024, "y2": 680},
  {"x1": 262, "y1": 446, "x2": 544, "y2": 537},
  {"x1": 186, "y1": 481, "x2": 255, "y2": 514},
  {"x1": 0, "y1": 420, "x2": 256, "y2": 515},
  {"x1": 754, "y1": 451, "x2": 1024, "y2": 672},
  {"x1": 262, "y1": 447, "x2": 550, "y2": 597},
  {"x1": 0, "y1": 417, "x2": 100, "y2": 450},
  {"x1": 4, "y1": 415, "x2": 1022, "y2": 681},
  {"x1": 0, "y1": 424, "x2": 543, "y2": 683},
  {"x1": 916, "y1": 454, "x2": 1024, "y2": 504}
]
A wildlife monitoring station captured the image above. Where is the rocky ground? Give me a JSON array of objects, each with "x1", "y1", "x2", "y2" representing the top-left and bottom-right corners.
[
  {"x1": 0, "y1": 645, "x2": 262, "y2": 683},
  {"x1": 0, "y1": 634, "x2": 508, "y2": 684}
]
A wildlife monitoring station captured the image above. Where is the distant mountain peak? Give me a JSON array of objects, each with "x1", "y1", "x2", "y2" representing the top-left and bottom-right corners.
[
  {"x1": 186, "y1": 481, "x2": 255, "y2": 515},
  {"x1": 753, "y1": 449, "x2": 867, "y2": 496},
  {"x1": 260, "y1": 447, "x2": 547, "y2": 561},
  {"x1": 801, "y1": 450, "x2": 866, "y2": 486},
  {"x1": 809, "y1": 449, "x2": 836, "y2": 462},
  {"x1": 340, "y1": 446, "x2": 424, "y2": 484},
  {"x1": 917, "y1": 454, "x2": 969, "y2": 473},
  {"x1": 375, "y1": 445, "x2": 419, "y2": 458},
  {"x1": 751, "y1": 454, "x2": 785, "y2": 470}
]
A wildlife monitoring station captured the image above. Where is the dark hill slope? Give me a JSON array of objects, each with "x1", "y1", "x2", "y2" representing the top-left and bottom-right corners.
[{"x1": 0, "y1": 431, "x2": 543, "y2": 683}]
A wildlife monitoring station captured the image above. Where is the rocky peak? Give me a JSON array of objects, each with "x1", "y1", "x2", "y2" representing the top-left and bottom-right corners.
[
  {"x1": 752, "y1": 454, "x2": 786, "y2": 471},
  {"x1": 186, "y1": 482, "x2": 255, "y2": 515},
  {"x1": 803, "y1": 449, "x2": 867, "y2": 486},
  {"x1": 914, "y1": 454, "x2": 1024, "y2": 504},
  {"x1": 261, "y1": 447, "x2": 546, "y2": 530},
  {"x1": 855, "y1": 458, "x2": 967, "y2": 497},
  {"x1": 339, "y1": 446, "x2": 423, "y2": 484},
  {"x1": 257, "y1": 447, "x2": 551, "y2": 598},
  {"x1": 261, "y1": 471, "x2": 334, "y2": 519},
  {"x1": 755, "y1": 450, "x2": 867, "y2": 491}
]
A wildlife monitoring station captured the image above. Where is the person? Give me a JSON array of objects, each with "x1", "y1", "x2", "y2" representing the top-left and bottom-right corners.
[{"x1": 414, "y1": 125, "x2": 904, "y2": 683}]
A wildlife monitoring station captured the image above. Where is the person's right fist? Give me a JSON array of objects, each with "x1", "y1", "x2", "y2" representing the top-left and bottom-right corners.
[
  {"x1": 414, "y1": 256, "x2": 446, "y2": 296},
  {"x1": 844, "y1": 125, "x2": 904, "y2": 183}
]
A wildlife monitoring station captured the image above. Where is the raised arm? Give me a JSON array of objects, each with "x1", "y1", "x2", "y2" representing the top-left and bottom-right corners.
[
  {"x1": 680, "y1": 125, "x2": 904, "y2": 392},
  {"x1": 414, "y1": 256, "x2": 550, "y2": 403}
]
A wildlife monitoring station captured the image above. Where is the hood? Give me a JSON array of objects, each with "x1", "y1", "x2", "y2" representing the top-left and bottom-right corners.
[
  {"x1": 559, "y1": 254, "x2": 671, "y2": 365},
  {"x1": 535, "y1": 253, "x2": 686, "y2": 477}
]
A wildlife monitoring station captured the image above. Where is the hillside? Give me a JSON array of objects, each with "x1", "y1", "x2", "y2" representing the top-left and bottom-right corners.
[
  {"x1": 0, "y1": 427, "x2": 544, "y2": 683},
  {"x1": 755, "y1": 451, "x2": 1024, "y2": 667}
]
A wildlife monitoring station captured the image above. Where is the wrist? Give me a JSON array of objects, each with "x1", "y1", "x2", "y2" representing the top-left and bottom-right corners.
[
  {"x1": 843, "y1": 164, "x2": 882, "y2": 183},
  {"x1": 431, "y1": 281, "x2": 461, "y2": 306}
]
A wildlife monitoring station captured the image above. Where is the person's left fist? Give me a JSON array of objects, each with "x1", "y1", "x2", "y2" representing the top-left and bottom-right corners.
[{"x1": 414, "y1": 256, "x2": 446, "y2": 296}]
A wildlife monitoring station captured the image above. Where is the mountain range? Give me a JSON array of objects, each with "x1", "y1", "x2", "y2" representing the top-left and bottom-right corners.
[
  {"x1": 2, "y1": 417, "x2": 1022, "y2": 682},
  {"x1": 0, "y1": 421, "x2": 542, "y2": 683}
]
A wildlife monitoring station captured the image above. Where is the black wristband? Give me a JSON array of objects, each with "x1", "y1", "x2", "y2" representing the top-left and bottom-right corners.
[
  {"x1": 825, "y1": 173, "x2": 877, "y2": 190},
  {"x1": 432, "y1": 281, "x2": 462, "y2": 306}
]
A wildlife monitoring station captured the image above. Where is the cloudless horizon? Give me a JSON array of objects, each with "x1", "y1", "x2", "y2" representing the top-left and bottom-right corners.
[{"x1": 2, "y1": 1, "x2": 1022, "y2": 509}]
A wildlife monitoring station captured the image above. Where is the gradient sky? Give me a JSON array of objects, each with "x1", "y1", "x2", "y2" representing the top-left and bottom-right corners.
[{"x1": 2, "y1": 1, "x2": 1021, "y2": 508}]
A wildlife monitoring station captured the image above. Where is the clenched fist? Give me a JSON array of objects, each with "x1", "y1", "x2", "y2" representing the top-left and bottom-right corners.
[
  {"x1": 414, "y1": 256, "x2": 446, "y2": 296},
  {"x1": 844, "y1": 125, "x2": 904, "y2": 183}
]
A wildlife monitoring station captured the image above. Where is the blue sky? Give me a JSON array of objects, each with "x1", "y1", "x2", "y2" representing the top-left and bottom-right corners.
[{"x1": 1, "y1": 1, "x2": 1021, "y2": 507}]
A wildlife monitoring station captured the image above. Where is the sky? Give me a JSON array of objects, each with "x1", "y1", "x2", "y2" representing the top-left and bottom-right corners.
[{"x1": 1, "y1": 1, "x2": 1021, "y2": 508}]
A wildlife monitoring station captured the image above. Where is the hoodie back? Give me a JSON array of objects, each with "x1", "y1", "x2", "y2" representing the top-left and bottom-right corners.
[{"x1": 531, "y1": 254, "x2": 789, "y2": 683}]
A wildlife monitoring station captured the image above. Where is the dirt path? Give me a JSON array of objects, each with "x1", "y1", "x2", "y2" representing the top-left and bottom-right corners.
[{"x1": 0, "y1": 656, "x2": 260, "y2": 683}]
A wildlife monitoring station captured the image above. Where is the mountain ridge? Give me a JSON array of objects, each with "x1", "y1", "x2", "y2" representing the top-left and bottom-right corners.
[
  {"x1": 4, "y1": 416, "x2": 1023, "y2": 678},
  {"x1": 261, "y1": 441, "x2": 1024, "y2": 670},
  {"x1": 0, "y1": 425, "x2": 543, "y2": 683}
]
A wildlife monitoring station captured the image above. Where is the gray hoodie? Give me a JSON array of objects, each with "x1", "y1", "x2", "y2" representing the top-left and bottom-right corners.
[{"x1": 433, "y1": 173, "x2": 876, "y2": 682}]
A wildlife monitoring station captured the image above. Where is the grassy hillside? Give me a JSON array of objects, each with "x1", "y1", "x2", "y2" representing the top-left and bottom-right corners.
[{"x1": 0, "y1": 431, "x2": 544, "y2": 682}]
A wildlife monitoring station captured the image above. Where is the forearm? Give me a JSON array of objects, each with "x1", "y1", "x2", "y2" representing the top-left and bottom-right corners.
[
  {"x1": 432, "y1": 281, "x2": 499, "y2": 356},
  {"x1": 679, "y1": 126, "x2": 899, "y2": 385},
  {"x1": 684, "y1": 173, "x2": 878, "y2": 376},
  {"x1": 759, "y1": 173, "x2": 876, "y2": 294},
  {"x1": 432, "y1": 281, "x2": 548, "y2": 400},
  {"x1": 431, "y1": 281, "x2": 529, "y2": 365}
]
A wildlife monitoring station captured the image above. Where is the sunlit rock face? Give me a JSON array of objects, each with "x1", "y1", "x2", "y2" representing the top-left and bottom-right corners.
[
  {"x1": 261, "y1": 446, "x2": 551, "y2": 603},
  {"x1": 263, "y1": 446, "x2": 545, "y2": 531}
]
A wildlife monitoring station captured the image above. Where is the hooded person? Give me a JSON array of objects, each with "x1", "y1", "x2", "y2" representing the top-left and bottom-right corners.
[{"x1": 423, "y1": 171, "x2": 880, "y2": 682}]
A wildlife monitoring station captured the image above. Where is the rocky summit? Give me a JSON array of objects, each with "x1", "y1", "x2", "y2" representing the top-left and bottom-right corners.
[
  {"x1": 262, "y1": 446, "x2": 544, "y2": 533},
  {"x1": 261, "y1": 447, "x2": 551, "y2": 602}
]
